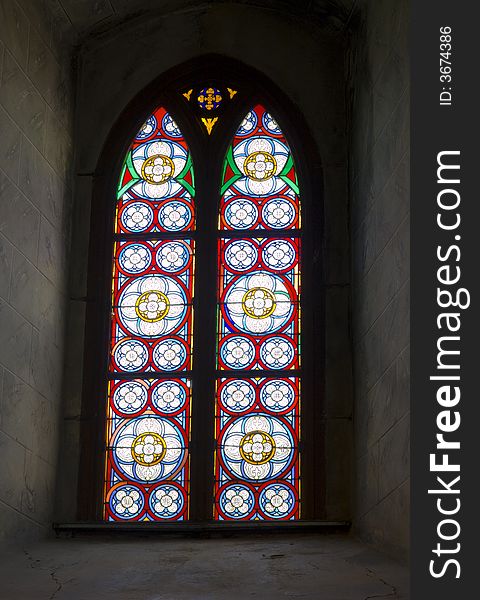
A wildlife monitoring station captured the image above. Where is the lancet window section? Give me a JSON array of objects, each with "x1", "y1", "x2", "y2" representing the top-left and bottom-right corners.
[
  {"x1": 214, "y1": 105, "x2": 302, "y2": 520},
  {"x1": 104, "y1": 107, "x2": 195, "y2": 521}
]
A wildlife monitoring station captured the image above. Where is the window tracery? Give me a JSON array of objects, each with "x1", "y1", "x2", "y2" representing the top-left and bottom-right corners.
[{"x1": 103, "y1": 90, "x2": 305, "y2": 523}]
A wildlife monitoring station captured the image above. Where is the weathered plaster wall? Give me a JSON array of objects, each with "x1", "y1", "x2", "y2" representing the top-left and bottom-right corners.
[
  {"x1": 348, "y1": 0, "x2": 410, "y2": 560},
  {"x1": 0, "y1": 0, "x2": 74, "y2": 543},
  {"x1": 57, "y1": 2, "x2": 353, "y2": 523}
]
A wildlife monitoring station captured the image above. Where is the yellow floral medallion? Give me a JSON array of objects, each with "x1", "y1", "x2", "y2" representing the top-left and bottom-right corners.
[
  {"x1": 131, "y1": 432, "x2": 166, "y2": 466},
  {"x1": 240, "y1": 430, "x2": 276, "y2": 465},
  {"x1": 242, "y1": 287, "x2": 276, "y2": 319},
  {"x1": 141, "y1": 154, "x2": 174, "y2": 184},
  {"x1": 135, "y1": 290, "x2": 169, "y2": 322},
  {"x1": 243, "y1": 151, "x2": 277, "y2": 181}
]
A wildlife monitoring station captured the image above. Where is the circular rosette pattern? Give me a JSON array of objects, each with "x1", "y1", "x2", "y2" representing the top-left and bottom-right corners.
[
  {"x1": 219, "y1": 379, "x2": 256, "y2": 414},
  {"x1": 262, "y1": 112, "x2": 282, "y2": 135},
  {"x1": 136, "y1": 115, "x2": 157, "y2": 141},
  {"x1": 119, "y1": 201, "x2": 154, "y2": 233},
  {"x1": 217, "y1": 483, "x2": 255, "y2": 519},
  {"x1": 219, "y1": 414, "x2": 295, "y2": 482},
  {"x1": 161, "y1": 113, "x2": 181, "y2": 137},
  {"x1": 112, "y1": 415, "x2": 186, "y2": 483},
  {"x1": 260, "y1": 336, "x2": 296, "y2": 369},
  {"x1": 155, "y1": 240, "x2": 191, "y2": 273},
  {"x1": 109, "y1": 484, "x2": 145, "y2": 520},
  {"x1": 131, "y1": 140, "x2": 188, "y2": 199},
  {"x1": 149, "y1": 483, "x2": 186, "y2": 519},
  {"x1": 219, "y1": 335, "x2": 256, "y2": 369},
  {"x1": 223, "y1": 198, "x2": 258, "y2": 229},
  {"x1": 223, "y1": 272, "x2": 294, "y2": 335},
  {"x1": 112, "y1": 380, "x2": 148, "y2": 415},
  {"x1": 259, "y1": 482, "x2": 297, "y2": 519},
  {"x1": 152, "y1": 380, "x2": 188, "y2": 414},
  {"x1": 152, "y1": 338, "x2": 188, "y2": 371},
  {"x1": 262, "y1": 239, "x2": 297, "y2": 272},
  {"x1": 223, "y1": 239, "x2": 258, "y2": 272},
  {"x1": 113, "y1": 338, "x2": 149, "y2": 372},
  {"x1": 118, "y1": 275, "x2": 188, "y2": 338},
  {"x1": 118, "y1": 242, "x2": 152, "y2": 275},
  {"x1": 158, "y1": 199, "x2": 193, "y2": 231},
  {"x1": 236, "y1": 111, "x2": 258, "y2": 136},
  {"x1": 233, "y1": 136, "x2": 290, "y2": 196},
  {"x1": 261, "y1": 195, "x2": 297, "y2": 229},
  {"x1": 260, "y1": 379, "x2": 297, "y2": 413}
]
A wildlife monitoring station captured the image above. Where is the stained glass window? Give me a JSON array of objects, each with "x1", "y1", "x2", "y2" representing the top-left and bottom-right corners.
[
  {"x1": 214, "y1": 105, "x2": 301, "y2": 520},
  {"x1": 103, "y1": 95, "x2": 306, "y2": 524},
  {"x1": 104, "y1": 107, "x2": 194, "y2": 521}
]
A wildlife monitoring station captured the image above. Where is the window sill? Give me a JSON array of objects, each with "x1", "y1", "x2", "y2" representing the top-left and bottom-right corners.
[{"x1": 54, "y1": 521, "x2": 350, "y2": 537}]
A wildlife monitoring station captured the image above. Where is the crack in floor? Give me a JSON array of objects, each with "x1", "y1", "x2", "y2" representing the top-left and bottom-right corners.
[
  {"x1": 22, "y1": 549, "x2": 78, "y2": 599},
  {"x1": 364, "y1": 567, "x2": 398, "y2": 599},
  {"x1": 4, "y1": 540, "x2": 407, "y2": 600},
  {"x1": 49, "y1": 569, "x2": 63, "y2": 600}
]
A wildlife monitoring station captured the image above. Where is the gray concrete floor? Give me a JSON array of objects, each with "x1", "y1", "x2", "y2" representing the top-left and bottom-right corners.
[{"x1": 0, "y1": 534, "x2": 409, "y2": 600}]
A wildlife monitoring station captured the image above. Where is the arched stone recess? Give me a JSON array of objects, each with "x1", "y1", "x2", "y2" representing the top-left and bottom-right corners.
[{"x1": 56, "y1": 2, "x2": 352, "y2": 524}]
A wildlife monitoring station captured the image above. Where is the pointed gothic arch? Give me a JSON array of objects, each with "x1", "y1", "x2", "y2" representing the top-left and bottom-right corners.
[{"x1": 80, "y1": 56, "x2": 325, "y2": 524}]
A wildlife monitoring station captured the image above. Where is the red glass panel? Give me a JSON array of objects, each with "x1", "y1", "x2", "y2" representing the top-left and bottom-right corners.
[
  {"x1": 110, "y1": 239, "x2": 194, "y2": 374},
  {"x1": 116, "y1": 107, "x2": 195, "y2": 234},
  {"x1": 214, "y1": 377, "x2": 300, "y2": 520},
  {"x1": 217, "y1": 236, "x2": 300, "y2": 371},
  {"x1": 105, "y1": 108, "x2": 195, "y2": 521},
  {"x1": 214, "y1": 105, "x2": 302, "y2": 520},
  {"x1": 104, "y1": 378, "x2": 191, "y2": 521},
  {"x1": 219, "y1": 106, "x2": 300, "y2": 231}
]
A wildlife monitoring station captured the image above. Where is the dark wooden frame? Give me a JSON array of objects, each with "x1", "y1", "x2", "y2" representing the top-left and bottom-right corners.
[{"x1": 78, "y1": 54, "x2": 325, "y2": 523}]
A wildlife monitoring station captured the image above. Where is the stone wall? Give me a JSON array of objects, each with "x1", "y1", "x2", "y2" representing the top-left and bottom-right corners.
[
  {"x1": 348, "y1": 0, "x2": 410, "y2": 560},
  {"x1": 0, "y1": 0, "x2": 74, "y2": 543}
]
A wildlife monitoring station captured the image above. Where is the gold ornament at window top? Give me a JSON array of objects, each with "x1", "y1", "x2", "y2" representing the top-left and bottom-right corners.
[
  {"x1": 201, "y1": 117, "x2": 218, "y2": 135},
  {"x1": 198, "y1": 87, "x2": 222, "y2": 111}
]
